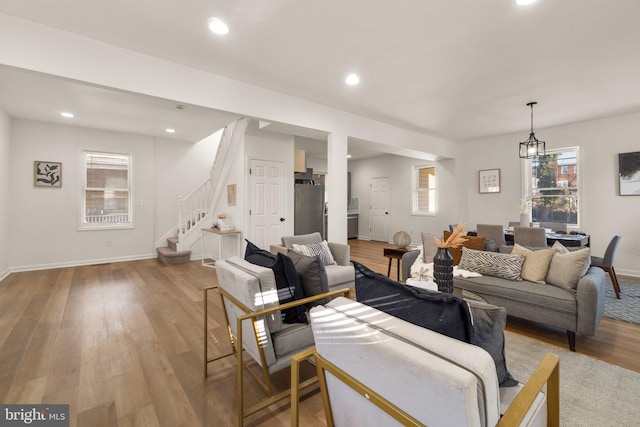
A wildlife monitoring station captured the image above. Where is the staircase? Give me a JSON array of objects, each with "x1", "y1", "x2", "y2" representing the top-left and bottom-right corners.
[{"x1": 156, "y1": 117, "x2": 248, "y2": 264}]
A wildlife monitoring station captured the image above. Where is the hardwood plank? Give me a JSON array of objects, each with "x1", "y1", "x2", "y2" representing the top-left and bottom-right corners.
[{"x1": 0, "y1": 241, "x2": 637, "y2": 426}]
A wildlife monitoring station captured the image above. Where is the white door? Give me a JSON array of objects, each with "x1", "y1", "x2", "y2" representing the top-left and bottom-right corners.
[
  {"x1": 249, "y1": 159, "x2": 287, "y2": 249},
  {"x1": 369, "y1": 177, "x2": 390, "y2": 242}
]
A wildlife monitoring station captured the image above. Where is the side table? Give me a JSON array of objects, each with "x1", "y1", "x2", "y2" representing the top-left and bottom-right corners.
[
  {"x1": 383, "y1": 246, "x2": 417, "y2": 281},
  {"x1": 201, "y1": 228, "x2": 242, "y2": 268}
]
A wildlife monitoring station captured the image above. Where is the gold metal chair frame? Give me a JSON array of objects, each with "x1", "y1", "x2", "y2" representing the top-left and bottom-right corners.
[
  {"x1": 204, "y1": 285, "x2": 350, "y2": 426},
  {"x1": 292, "y1": 348, "x2": 560, "y2": 427}
]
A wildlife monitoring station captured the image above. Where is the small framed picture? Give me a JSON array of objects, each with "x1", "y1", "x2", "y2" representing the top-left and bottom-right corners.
[
  {"x1": 478, "y1": 168, "x2": 500, "y2": 194},
  {"x1": 227, "y1": 184, "x2": 236, "y2": 205},
  {"x1": 34, "y1": 161, "x2": 62, "y2": 188}
]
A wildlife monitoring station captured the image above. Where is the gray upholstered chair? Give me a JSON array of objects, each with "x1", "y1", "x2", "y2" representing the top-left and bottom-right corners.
[
  {"x1": 540, "y1": 222, "x2": 567, "y2": 232},
  {"x1": 448, "y1": 224, "x2": 458, "y2": 232},
  {"x1": 513, "y1": 226, "x2": 547, "y2": 247},
  {"x1": 591, "y1": 234, "x2": 622, "y2": 299},
  {"x1": 476, "y1": 224, "x2": 506, "y2": 248},
  {"x1": 508, "y1": 221, "x2": 521, "y2": 227},
  {"x1": 207, "y1": 257, "x2": 349, "y2": 425},
  {"x1": 273, "y1": 232, "x2": 355, "y2": 291}
]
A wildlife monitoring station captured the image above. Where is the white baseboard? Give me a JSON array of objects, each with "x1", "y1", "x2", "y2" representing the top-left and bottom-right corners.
[
  {"x1": 0, "y1": 268, "x2": 9, "y2": 283},
  {"x1": 8, "y1": 253, "x2": 157, "y2": 274}
]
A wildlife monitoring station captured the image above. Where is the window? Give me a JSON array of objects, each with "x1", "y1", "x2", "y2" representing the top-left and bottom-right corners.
[
  {"x1": 525, "y1": 147, "x2": 579, "y2": 226},
  {"x1": 413, "y1": 164, "x2": 436, "y2": 214},
  {"x1": 80, "y1": 151, "x2": 133, "y2": 229}
]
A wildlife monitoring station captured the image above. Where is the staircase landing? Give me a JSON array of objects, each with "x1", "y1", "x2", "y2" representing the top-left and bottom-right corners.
[{"x1": 157, "y1": 236, "x2": 191, "y2": 265}]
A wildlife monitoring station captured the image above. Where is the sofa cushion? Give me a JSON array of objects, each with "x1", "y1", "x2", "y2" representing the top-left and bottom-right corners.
[
  {"x1": 287, "y1": 250, "x2": 330, "y2": 307},
  {"x1": 271, "y1": 322, "x2": 315, "y2": 357},
  {"x1": 292, "y1": 240, "x2": 337, "y2": 266},
  {"x1": 420, "y1": 232, "x2": 439, "y2": 263},
  {"x1": 353, "y1": 261, "x2": 474, "y2": 343},
  {"x1": 443, "y1": 230, "x2": 486, "y2": 265},
  {"x1": 511, "y1": 244, "x2": 555, "y2": 284},
  {"x1": 467, "y1": 300, "x2": 518, "y2": 387},
  {"x1": 546, "y1": 246, "x2": 591, "y2": 292},
  {"x1": 458, "y1": 247, "x2": 525, "y2": 281},
  {"x1": 245, "y1": 240, "x2": 307, "y2": 323},
  {"x1": 551, "y1": 241, "x2": 591, "y2": 276}
]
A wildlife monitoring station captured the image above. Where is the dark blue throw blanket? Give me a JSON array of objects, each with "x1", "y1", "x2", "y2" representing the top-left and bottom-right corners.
[{"x1": 353, "y1": 261, "x2": 474, "y2": 343}]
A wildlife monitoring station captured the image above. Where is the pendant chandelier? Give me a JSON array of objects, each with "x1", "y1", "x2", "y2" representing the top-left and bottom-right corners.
[{"x1": 519, "y1": 101, "x2": 546, "y2": 159}]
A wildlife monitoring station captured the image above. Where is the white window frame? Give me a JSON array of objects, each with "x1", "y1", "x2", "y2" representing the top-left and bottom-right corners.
[
  {"x1": 79, "y1": 150, "x2": 134, "y2": 230},
  {"x1": 412, "y1": 164, "x2": 436, "y2": 215},
  {"x1": 522, "y1": 146, "x2": 580, "y2": 228}
]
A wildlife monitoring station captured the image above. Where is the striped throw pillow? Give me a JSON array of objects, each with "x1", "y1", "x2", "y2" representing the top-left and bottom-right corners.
[
  {"x1": 458, "y1": 247, "x2": 525, "y2": 281},
  {"x1": 292, "y1": 241, "x2": 336, "y2": 266}
]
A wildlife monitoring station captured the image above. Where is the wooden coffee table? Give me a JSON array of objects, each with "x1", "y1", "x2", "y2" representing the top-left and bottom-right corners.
[{"x1": 383, "y1": 246, "x2": 417, "y2": 281}]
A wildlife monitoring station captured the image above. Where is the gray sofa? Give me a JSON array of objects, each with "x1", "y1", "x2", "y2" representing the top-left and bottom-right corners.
[{"x1": 402, "y1": 249, "x2": 607, "y2": 351}]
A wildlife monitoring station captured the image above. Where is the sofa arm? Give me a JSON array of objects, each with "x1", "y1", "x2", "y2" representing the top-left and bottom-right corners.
[
  {"x1": 328, "y1": 242, "x2": 350, "y2": 266},
  {"x1": 576, "y1": 266, "x2": 607, "y2": 336},
  {"x1": 401, "y1": 250, "x2": 421, "y2": 282}
]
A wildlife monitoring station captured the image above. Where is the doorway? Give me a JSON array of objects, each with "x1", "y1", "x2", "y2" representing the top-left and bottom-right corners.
[
  {"x1": 369, "y1": 177, "x2": 390, "y2": 242},
  {"x1": 249, "y1": 158, "x2": 287, "y2": 249}
]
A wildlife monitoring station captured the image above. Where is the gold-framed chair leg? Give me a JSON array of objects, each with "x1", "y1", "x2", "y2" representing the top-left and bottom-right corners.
[
  {"x1": 291, "y1": 346, "x2": 317, "y2": 427},
  {"x1": 204, "y1": 285, "x2": 235, "y2": 377}
]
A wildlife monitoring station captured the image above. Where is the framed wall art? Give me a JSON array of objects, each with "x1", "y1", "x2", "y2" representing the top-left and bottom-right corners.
[
  {"x1": 478, "y1": 168, "x2": 501, "y2": 194},
  {"x1": 619, "y1": 151, "x2": 640, "y2": 195},
  {"x1": 34, "y1": 161, "x2": 62, "y2": 188},
  {"x1": 227, "y1": 184, "x2": 237, "y2": 205}
]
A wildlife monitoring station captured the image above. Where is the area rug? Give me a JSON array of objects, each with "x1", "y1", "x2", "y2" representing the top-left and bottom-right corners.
[
  {"x1": 603, "y1": 278, "x2": 640, "y2": 325},
  {"x1": 505, "y1": 331, "x2": 640, "y2": 426}
]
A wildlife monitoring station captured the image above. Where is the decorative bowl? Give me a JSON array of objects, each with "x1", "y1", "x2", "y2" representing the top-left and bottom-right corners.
[{"x1": 393, "y1": 231, "x2": 411, "y2": 248}]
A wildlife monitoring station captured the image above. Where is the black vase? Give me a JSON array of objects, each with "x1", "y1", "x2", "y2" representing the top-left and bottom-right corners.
[{"x1": 433, "y1": 247, "x2": 454, "y2": 293}]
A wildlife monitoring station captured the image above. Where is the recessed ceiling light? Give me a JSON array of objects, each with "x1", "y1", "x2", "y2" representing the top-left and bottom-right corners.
[
  {"x1": 166, "y1": 128, "x2": 176, "y2": 134},
  {"x1": 208, "y1": 17, "x2": 229, "y2": 35},
  {"x1": 516, "y1": 0, "x2": 537, "y2": 5},
  {"x1": 60, "y1": 112, "x2": 74, "y2": 118},
  {"x1": 345, "y1": 73, "x2": 360, "y2": 86}
]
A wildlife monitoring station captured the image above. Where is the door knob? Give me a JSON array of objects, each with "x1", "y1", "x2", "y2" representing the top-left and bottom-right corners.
[{"x1": 280, "y1": 218, "x2": 285, "y2": 222}]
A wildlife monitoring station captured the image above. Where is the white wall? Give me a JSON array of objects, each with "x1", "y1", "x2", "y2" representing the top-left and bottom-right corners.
[
  {"x1": 458, "y1": 111, "x2": 640, "y2": 277},
  {"x1": 8, "y1": 119, "x2": 216, "y2": 270},
  {"x1": 348, "y1": 154, "x2": 459, "y2": 245},
  {"x1": 0, "y1": 110, "x2": 10, "y2": 279}
]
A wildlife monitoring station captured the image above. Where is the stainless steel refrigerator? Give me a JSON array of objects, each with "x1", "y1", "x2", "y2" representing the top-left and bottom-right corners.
[{"x1": 294, "y1": 184, "x2": 325, "y2": 238}]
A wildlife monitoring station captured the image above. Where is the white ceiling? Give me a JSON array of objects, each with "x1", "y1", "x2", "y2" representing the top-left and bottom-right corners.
[{"x1": 1, "y1": 0, "x2": 640, "y2": 151}]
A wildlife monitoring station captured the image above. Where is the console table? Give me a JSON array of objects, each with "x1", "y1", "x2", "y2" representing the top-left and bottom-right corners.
[{"x1": 201, "y1": 228, "x2": 242, "y2": 268}]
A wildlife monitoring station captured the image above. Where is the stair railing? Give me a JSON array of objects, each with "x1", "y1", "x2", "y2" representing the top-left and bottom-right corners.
[{"x1": 175, "y1": 117, "x2": 248, "y2": 250}]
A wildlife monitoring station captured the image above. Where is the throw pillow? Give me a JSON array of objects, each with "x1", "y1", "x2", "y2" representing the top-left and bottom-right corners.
[
  {"x1": 511, "y1": 244, "x2": 555, "y2": 284},
  {"x1": 420, "y1": 232, "x2": 439, "y2": 263},
  {"x1": 546, "y1": 247, "x2": 591, "y2": 292},
  {"x1": 287, "y1": 250, "x2": 330, "y2": 307},
  {"x1": 458, "y1": 247, "x2": 525, "y2": 281},
  {"x1": 292, "y1": 240, "x2": 337, "y2": 266},
  {"x1": 551, "y1": 241, "x2": 591, "y2": 276},
  {"x1": 443, "y1": 230, "x2": 486, "y2": 265},
  {"x1": 353, "y1": 261, "x2": 474, "y2": 343},
  {"x1": 244, "y1": 240, "x2": 307, "y2": 323},
  {"x1": 467, "y1": 299, "x2": 518, "y2": 387}
]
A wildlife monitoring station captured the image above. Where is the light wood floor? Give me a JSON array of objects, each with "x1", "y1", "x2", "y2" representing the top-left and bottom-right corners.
[{"x1": 0, "y1": 240, "x2": 638, "y2": 426}]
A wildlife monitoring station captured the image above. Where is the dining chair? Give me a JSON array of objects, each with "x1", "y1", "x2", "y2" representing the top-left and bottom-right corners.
[
  {"x1": 448, "y1": 224, "x2": 458, "y2": 232},
  {"x1": 513, "y1": 226, "x2": 547, "y2": 247},
  {"x1": 590, "y1": 234, "x2": 622, "y2": 299},
  {"x1": 540, "y1": 222, "x2": 567, "y2": 233},
  {"x1": 476, "y1": 224, "x2": 506, "y2": 248}
]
